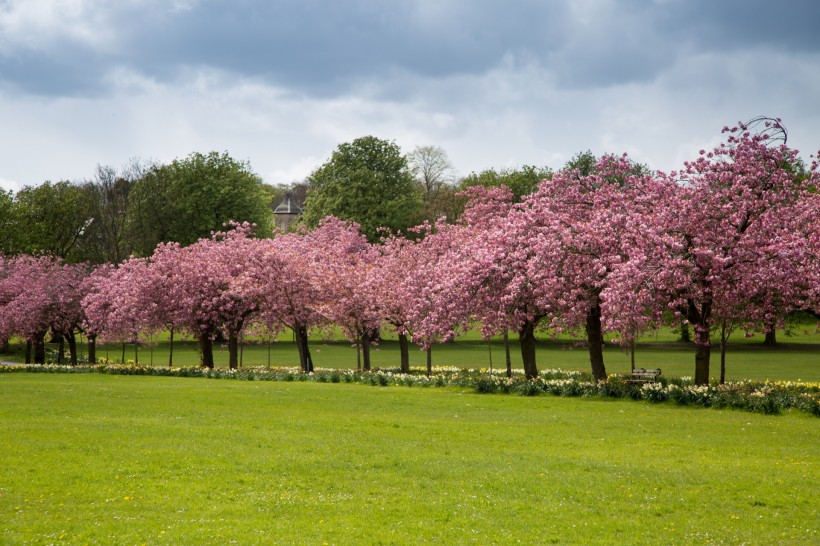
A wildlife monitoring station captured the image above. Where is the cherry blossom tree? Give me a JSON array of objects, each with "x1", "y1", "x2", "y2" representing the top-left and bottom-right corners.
[
  {"x1": 79, "y1": 264, "x2": 115, "y2": 363},
  {"x1": 83, "y1": 259, "x2": 150, "y2": 357},
  {"x1": 248, "y1": 226, "x2": 333, "y2": 373},
  {"x1": 376, "y1": 222, "x2": 472, "y2": 375},
  {"x1": 605, "y1": 120, "x2": 819, "y2": 385},
  {"x1": 0, "y1": 255, "x2": 12, "y2": 353},
  {"x1": 521, "y1": 154, "x2": 660, "y2": 382},
  {"x1": 375, "y1": 229, "x2": 430, "y2": 373},
  {"x1": 306, "y1": 218, "x2": 382, "y2": 370},
  {"x1": 455, "y1": 186, "x2": 556, "y2": 379},
  {"x1": 144, "y1": 223, "x2": 265, "y2": 368},
  {"x1": 0, "y1": 255, "x2": 86, "y2": 364}
]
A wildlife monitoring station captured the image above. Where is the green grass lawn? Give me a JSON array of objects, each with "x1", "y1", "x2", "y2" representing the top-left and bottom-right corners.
[{"x1": 1, "y1": 374, "x2": 817, "y2": 544}]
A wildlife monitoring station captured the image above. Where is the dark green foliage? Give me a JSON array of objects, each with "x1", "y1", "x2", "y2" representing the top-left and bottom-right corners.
[
  {"x1": 0, "y1": 189, "x2": 16, "y2": 254},
  {"x1": 562, "y1": 150, "x2": 651, "y2": 187},
  {"x1": 459, "y1": 164, "x2": 551, "y2": 201},
  {"x1": 11, "y1": 181, "x2": 90, "y2": 261},
  {"x1": 127, "y1": 151, "x2": 272, "y2": 253},
  {"x1": 302, "y1": 136, "x2": 423, "y2": 242}
]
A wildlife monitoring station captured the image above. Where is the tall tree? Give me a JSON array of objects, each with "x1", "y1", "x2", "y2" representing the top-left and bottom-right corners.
[
  {"x1": 455, "y1": 186, "x2": 554, "y2": 379},
  {"x1": 127, "y1": 151, "x2": 272, "y2": 254},
  {"x1": 407, "y1": 145, "x2": 456, "y2": 221},
  {"x1": 302, "y1": 136, "x2": 423, "y2": 242},
  {"x1": 0, "y1": 190, "x2": 17, "y2": 255},
  {"x1": 522, "y1": 154, "x2": 658, "y2": 382},
  {"x1": 308, "y1": 218, "x2": 382, "y2": 371},
  {"x1": 78, "y1": 162, "x2": 145, "y2": 264},
  {"x1": 12, "y1": 181, "x2": 90, "y2": 261}
]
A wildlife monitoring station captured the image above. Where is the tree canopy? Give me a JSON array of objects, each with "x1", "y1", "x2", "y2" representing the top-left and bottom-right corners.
[
  {"x1": 11, "y1": 181, "x2": 90, "y2": 262},
  {"x1": 127, "y1": 151, "x2": 272, "y2": 254},
  {"x1": 459, "y1": 164, "x2": 552, "y2": 201},
  {"x1": 302, "y1": 136, "x2": 423, "y2": 242}
]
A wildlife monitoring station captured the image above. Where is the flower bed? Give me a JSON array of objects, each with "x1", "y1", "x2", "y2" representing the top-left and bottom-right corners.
[{"x1": 2, "y1": 362, "x2": 818, "y2": 416}]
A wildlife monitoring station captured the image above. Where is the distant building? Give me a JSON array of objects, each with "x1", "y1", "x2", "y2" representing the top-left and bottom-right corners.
[{"x1": 273, "y1": 193, "x2": 303, "y2": 231}]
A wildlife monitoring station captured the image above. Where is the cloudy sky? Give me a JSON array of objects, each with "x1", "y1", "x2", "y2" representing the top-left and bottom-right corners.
[{"x1": 1, "y1": 0, "x2": 819, "y2": 192}]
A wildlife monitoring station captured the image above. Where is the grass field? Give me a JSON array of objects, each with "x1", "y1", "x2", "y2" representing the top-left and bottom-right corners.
[{"x1": 1, "y1": 374, "x2": 818, "y2": 544}]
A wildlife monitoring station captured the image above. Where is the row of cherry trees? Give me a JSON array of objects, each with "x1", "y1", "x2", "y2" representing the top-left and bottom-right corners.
[{"x1": 1, "y1": 121, "x2": 817, "y2": 384}]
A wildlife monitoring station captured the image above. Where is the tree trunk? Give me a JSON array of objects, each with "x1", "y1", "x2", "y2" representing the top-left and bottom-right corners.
[
  {"x1": 630, "y1": 339, "x2": 636, "y2": 372},
  {"x1": 121, "y1": 342, "x2": 126, "y2": 364},
  {"x1": 198, "y1": 335, "x2": 214, "y2": 369},
  {"x1": 88, "y1": 334, "x2": 96, "y2": 364},
  {"x1": 518, "y1": 320, "x2": 538, "y2": 379},
  {"x1": 487, "y1": 339, "x2": 493, "y2": 371},
  {"x1": 0, "y1": 337, "x2": 9, "y2": 354},
  {"x1": 585, "y1": 304, "x2": 607, "y2": 382},
  {"x1": 168, "y1": 328, "x2": 174, "y2": 367},
  {"x1": 679, "y1": 322, "x2": 691, "y2": 342},
  {"x1": 426, "y1": 346, "x2": 432, "y2": 377},
  {"x1": 294, "y1": 324, "x2": 313, "y2": 373},
  {"x1": 228, "y1": 330, "x2": 239, "y2": 370},
  {"x1": 33, "y1": 333, "x2": 46, "y2": 364},
  {"x1": 688, "y1": 297, "x2": 712, "y2": 386},
  {"x1": 720, "y1": 322, "x2": 727, "y2": 385},
  {"x1": 503, "y1": 329, "x2": 512, "y2": 378},
  {"x1": 67, "y1": 332, "x2": 77, "y2": 366},
  {"x1": 57, "y1": 334, "x2": 65, "y2": 364},
  {"x1": 398, "y1": 333, "x2": 410, "y2": 373},
  {"x1": 763, "y1": 328, "x2": 777, "y2": 347},
  {"x1": 361, "y1": 331, "x2": 372, "y2": 372},
  {"x1": 694, "y1": 342, "x2": 711, "y2": 386},
  {"x1": 25, "y1": 340, "x2": 32, "y2": 364}
]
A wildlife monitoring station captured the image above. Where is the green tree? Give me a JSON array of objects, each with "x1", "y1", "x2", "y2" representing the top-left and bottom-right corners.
[
  {"x1": 127, "y1": 151, "x2": 272, "y2": 254},
  {"x1": 0, "y1": 189, "x2": 17, "y2": 254},
  {"x1": 302, "y1": 136, "x2": 423, "y2": 242},
  {"x1": 459, "y1": 164, "x2": 552, "y2": 202},
  {"x1": 12, "y1": 181, "x2": 91, "y2": 261},
  {"x1": 562, "y1": 150, "x2": 650, "y2": 183}
]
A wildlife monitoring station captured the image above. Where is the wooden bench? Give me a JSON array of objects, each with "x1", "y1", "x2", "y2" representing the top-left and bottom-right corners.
[{"x1": 625, "y1": 368, "x2": 661, "y2": 384}]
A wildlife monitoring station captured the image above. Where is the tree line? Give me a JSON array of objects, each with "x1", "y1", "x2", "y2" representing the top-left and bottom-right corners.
[
  {"x1": 0, "y1": 139, "x2": 553, "y2": 261},
  {"x1": 1, "y1": 120, "x2": 817, "y2": 385}
]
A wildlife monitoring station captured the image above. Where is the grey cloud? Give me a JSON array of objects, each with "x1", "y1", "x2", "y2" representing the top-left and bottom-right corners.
[
  {"x1": 1, "y1": 0, "x2": 573, "y2": 96},
  {"x1": 1, "y1": 0, "x2": 818, "y2": 98}
]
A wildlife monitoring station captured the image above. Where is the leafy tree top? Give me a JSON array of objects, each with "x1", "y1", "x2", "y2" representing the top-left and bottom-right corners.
[
  {"x1": 128, "y1": 151, "x2": 272, "y2": 253},
  {"x1": 459, "y1": 164, "x2": 552, "y2": 201},
  {"x1": 301, "y1": 136, "x2": 423, "y2": 242}
]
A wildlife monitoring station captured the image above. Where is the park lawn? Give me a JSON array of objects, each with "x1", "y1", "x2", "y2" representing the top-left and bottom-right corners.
[{"x1": 1, "y1": 374, "x2": 818, "y2": 545}]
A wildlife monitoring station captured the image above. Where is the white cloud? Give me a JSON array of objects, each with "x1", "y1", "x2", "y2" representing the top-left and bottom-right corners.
[{"x1": 0, "y1": 0, "x2": 125, "y2": 53}]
